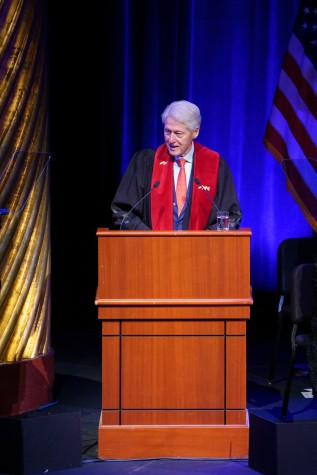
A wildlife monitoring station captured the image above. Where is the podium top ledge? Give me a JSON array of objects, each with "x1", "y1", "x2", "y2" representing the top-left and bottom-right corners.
[{"x1": 96, "y1": 228, "x2": 252, "y2": 237}]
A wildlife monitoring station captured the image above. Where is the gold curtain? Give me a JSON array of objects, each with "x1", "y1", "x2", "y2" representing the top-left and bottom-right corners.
[{"x1": 0, "y1": 0, "x2": 50, "y2": 362}]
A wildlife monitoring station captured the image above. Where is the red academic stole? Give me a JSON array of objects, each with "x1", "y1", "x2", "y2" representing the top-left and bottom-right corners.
[{"x1": 150, "y1": 141, "x2": 220, "y2": 230}]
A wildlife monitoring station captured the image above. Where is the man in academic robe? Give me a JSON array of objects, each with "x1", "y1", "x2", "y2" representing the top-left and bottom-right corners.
[{"x1": 111, "y1": 100, "x2": 242, "y2": 231}]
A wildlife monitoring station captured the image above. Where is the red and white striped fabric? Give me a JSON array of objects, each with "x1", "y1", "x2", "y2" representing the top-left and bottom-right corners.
[{"x1": 264, "y1": 0, "x2": 317, "y2": 233}]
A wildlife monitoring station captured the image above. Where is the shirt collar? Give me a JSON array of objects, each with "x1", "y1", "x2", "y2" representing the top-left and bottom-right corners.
[{"x1": 176, "y1": 143, "x2": 194, "y2": 163}]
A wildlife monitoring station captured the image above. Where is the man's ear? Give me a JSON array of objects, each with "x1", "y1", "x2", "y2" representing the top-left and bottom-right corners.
[{"x1": 193, "y1": 126, "x2": 200, "y2": 139}]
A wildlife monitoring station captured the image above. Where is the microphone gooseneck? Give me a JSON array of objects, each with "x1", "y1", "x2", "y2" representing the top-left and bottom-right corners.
[
  {"x1": 120, "y1": 181, "x2": 160, "y2": 229},
  {"x1": 194, "y1": 177, "x2": 220, "y2": 212}
]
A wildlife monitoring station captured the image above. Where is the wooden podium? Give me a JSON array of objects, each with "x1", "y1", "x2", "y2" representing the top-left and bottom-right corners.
[{"x1": 95, "y1": 228, "x2": 252, "y2": 459}]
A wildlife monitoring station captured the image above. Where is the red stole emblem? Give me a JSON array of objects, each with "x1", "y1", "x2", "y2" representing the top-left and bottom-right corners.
[{"x1": 150, "y1": 142, "x2": 220, "y2": 230}]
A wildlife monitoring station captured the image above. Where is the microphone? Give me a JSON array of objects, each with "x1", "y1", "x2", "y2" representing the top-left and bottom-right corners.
[
  {"x1": 120, "y1": 180, "x2": 160, "y2": 229},
  {"x1": 194, "y1": 177, "x2": 220, "y2": 212}
]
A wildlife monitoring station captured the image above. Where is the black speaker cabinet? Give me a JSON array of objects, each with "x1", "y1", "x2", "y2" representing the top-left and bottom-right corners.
[
  {"x1": 249, "y1": 410, "x2": 317, "y2": 475},
  {"x1": 0, "y1": 408, "x2": 82, "y2": 474}
]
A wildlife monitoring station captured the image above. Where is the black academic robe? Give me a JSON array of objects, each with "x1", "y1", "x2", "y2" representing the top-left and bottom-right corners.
[{"x1": 111, "y1": 148, "x2": 242, "y2": 230}]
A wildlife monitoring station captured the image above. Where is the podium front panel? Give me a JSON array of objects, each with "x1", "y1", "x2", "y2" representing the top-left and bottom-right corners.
[
  {"x1": 96, "y1": 229, "x2": 252, "y2": 304},
  {"x1": 96, "y1": 229, "x2": 252, "y2": 459}
]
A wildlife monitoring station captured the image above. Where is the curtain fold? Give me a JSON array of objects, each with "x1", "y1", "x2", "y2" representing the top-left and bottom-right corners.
[{"x1": 0, "y1": 0, "x2": 50, "y2": 362}]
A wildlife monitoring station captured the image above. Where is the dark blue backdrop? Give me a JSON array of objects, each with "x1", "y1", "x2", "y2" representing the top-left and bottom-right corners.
[
  {"x1": 96, "y1": 0, "x2": 313, "y2": 292},
  {"x1": 49, "y1": 0, "x2": 313, "y2": 311}
]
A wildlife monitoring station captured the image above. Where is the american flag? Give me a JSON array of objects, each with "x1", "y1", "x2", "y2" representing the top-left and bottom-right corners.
[{"x1": 264, "y1": 0, "x2": 317, "y2": 233}]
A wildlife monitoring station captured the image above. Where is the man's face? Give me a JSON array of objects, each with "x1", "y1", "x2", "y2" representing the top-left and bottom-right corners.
[{"x1": 164, "y1": 117, "x2": 199, "y2": 157}]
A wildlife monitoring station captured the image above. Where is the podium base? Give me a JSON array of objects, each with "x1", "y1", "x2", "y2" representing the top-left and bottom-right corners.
[
  {"x1": 248, "y1": 411, "x2": 317, "y2": 475},
  {"x1": 99, "y1": 421, "x2": 249, "y2": 459}
]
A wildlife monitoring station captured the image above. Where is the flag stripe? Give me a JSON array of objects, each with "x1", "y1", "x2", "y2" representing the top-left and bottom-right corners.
[
  {"x1": 282, "y1": 159, "x2": 317, "y2": 216},
  {"x1": 265, "y1": 102, "x2": 317, "y2": 164},
  {"x1": 274, "y1": 88, "x2": 317, "y2": 157},
  {"x1": 283, "y1": 53, "x2": 317, "y2": 120},
  {"x1": 291, "y1": 157, "x2": 317, "y2": 187},
  {"x1": 264, "y1": 0, "x2": 317, "y2": 233},
  {"x1": 264, "y1": 122, "x2": 288, "y2": 161},
  {"x1": 288, "y1": 34, "x2": 317, "y2": 96}
]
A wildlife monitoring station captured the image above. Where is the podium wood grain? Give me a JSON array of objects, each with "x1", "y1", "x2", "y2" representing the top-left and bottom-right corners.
[{"x1": 96, "y1": 229, "x2": 252, "y2": 459}]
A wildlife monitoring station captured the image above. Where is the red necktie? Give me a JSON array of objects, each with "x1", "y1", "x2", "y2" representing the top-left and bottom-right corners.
[{"x1": 176, "y1": 158, "x2": 187, "y2": 216}]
